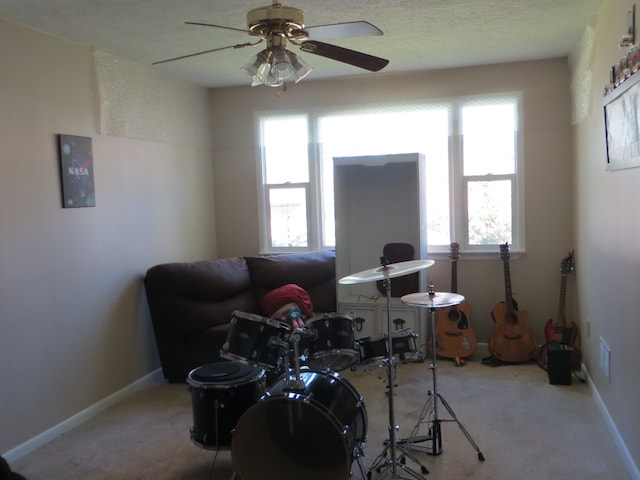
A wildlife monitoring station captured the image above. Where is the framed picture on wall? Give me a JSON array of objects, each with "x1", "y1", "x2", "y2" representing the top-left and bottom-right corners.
[
  {"x1": 58, "y1": 134, "x2": 96, "y2": 208},
  {"x1": 603, "y1": 74, "x2": 640, "y2": 171}
]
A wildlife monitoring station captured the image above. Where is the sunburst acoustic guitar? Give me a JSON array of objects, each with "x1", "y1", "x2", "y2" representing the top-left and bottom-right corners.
[
  {"x1": 536, "y1": 250, "x2": 582, "y2": 371},
  {"x1": 435, "y1": 243, "x2": 478, "y2": 359},
  {"x1": 488, "y1": 242, "x2": 537, "y2": 363}
]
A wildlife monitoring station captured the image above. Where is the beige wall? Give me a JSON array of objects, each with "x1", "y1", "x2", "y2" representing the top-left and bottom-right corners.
[
  {"x1": 573, "y1": 0, "x2": 640, "y2": 474},
  {"x1": 0, "y1": 20, "x2": 216, "y2": 454},
  {"x1": 211, "y1": 58, "x2": 576, "y2": 359}
]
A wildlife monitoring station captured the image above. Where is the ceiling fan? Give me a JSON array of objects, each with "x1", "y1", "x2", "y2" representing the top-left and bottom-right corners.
[{"x1": 153, "y1": 1, "x2": 389, "y2": 88}]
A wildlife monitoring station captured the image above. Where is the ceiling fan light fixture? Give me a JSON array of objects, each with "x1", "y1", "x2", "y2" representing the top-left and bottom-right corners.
[
  {"x1": 241, "y1": 50, "x2": 267, "y2": 76},
  {"x1": 242, "y1": 49, "x2": 286, "y2": 87},
  {"x1": 242, "y1": 46, "x2": 310, "y2": 87},
  {"x1": 289, "y1": 51, "x2": 312, "y2": 84},
  {"x1": 270, "y1": 46, "x2": 295, "y2": 79}
]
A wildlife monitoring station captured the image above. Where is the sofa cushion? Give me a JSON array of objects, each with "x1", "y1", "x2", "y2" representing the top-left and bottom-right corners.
[{"x1": 246, "y1": 250, "x2": 336, "y2": 314}]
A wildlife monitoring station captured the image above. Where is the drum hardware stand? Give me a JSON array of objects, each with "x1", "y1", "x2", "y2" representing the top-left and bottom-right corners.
[
  {"x1": 283, "y1": 331, "x2": 306, "y2": 390},
  {"x1": 353, "y1": 444, "x2": 367, "y2": 480},
  {"x1": 367, "y1": 257, "x2": 428, "y2": 480},
  {"x1": 199, "y1": 400, "x2": 227, "y2": 480},
  {"x1": 398, "y1": 284, "x2": 485, "y2": 462}
]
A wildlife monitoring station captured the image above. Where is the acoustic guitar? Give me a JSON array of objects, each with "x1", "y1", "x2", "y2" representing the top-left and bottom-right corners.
[
  {"x1": 488, "y1": 242, "x2": 537, "y2": 363},
  {"x1": 435, "y1": 243, "x2": 478, "y2": 359},
  {"x1": 537, "y1": 251, "x2": 582, "y2": 370}
]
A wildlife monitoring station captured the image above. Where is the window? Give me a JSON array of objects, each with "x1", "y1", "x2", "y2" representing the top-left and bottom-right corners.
[
  {"x1": 257, "y1": 95, "x2": 522, "y2": 255},
  {"x1": 460, "y1": 100, "x2": 520, "y2": 250}
]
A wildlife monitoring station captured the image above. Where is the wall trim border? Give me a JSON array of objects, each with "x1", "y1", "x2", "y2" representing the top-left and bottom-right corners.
[
  {"x1": 3, "y1": 368, "x2": 164, "y2": 463},
  {"x1": 584, "y1": 366, "x2": 640, "y2": 480}
]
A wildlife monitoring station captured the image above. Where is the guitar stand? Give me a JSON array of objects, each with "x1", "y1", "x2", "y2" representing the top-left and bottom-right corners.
[
  {"x1": 367, "y1": 273, "x2": 429, "y2": 480},
  {"x1": 397, "y1": 304, "x2": 485, "y2": 463}
]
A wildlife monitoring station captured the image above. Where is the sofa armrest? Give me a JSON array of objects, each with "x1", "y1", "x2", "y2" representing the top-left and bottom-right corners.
[{"x1": 144, "y1": 257, "x2": 257, "y2": 382}]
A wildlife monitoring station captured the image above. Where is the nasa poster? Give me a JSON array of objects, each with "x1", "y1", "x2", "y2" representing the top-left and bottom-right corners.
[{"x1": 58, "y1": 134, "x2": 96, "y2": 208}]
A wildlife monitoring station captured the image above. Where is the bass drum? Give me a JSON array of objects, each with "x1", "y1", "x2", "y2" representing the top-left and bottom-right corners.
[{"x1": 231, "y1": 370, "x2": 367, "y2": 480}]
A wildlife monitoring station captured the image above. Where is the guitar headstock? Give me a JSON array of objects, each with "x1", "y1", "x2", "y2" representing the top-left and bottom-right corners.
[
  {"x1": 499, "y1": 242, "x2": 510, "y2": 261},
  {"x1": 449, "y1": 242, "x2": 460, "y2": 261},
  {"x1": 560, "y1": 250, "x2": 575, "y2": 275}
]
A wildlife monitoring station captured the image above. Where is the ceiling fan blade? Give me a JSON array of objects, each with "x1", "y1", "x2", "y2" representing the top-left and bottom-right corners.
[
  {"x1": 299, "y1": 41, "x2": 389, "y2": 72},
  {"x1": 304, "y1": 21, "x2": 383, "y2": 41},
  {"x1": 153, "y1": 42, "x2": 258, "y2": 65},
  {"x1": 185, "y1": 21, "x2": 249, "y2": 34}
]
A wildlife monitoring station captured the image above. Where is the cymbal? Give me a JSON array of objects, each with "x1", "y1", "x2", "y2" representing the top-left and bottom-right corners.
[
  {"x1": 401, "y1": 291, "x2": 465, "y2": 308},
  {"x1": 338, "y1": 259, "x2": 435, "y2": 285}
]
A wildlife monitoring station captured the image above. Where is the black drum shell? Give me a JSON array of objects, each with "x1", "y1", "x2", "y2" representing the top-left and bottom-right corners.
[
  {"x1": 220, "y1": 311, "x2": 290, "y2": 370},
  {"x1": 304, "y1": 314, "x2": 359, "y2": 371},
  {"x1": 187, "y1": 362, "x2": 265, "y2": 449},
  {"x1": 358, "y1": 328, "x2": 420, "y2": 365},
  {"x1": 231, "y1": 370, "x2": 367, "y2": 480}
]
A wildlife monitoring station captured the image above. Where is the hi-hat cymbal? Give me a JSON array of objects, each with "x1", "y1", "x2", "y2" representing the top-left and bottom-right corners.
[
  {"x1": 338, "y1": 259, "x2": 435, "y2": 285},
  {"x1": 401, "y1": 291, "x2": 465, "y2": 308}
]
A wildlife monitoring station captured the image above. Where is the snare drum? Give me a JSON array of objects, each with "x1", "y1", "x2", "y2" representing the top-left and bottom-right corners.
[
  {"x1": 187, "y1": 362, "x2": 266, "y2": 449},
  {"x1": 220, "y1": 311, "x2": 291, "y2": 370},
  {"x1": 304, "y1": 313, "x2": 359, "y2": 371},
  {"x1": 358, "y1": 328, "x2": 420, "y2": 365},
  {"x1": 232, "y1": 369, "x2": 367, "y2": 480}
]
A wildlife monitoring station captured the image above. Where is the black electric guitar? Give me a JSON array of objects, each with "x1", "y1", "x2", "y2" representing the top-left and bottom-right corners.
[
  {"x1": 488, "y1": 242, "x2": 537, "y2": 363},
  {"x1": 537, "y1": 251, "x2": 582, "y2": 370},
  {"x1": 435, "y1": 243, "x2": 478, "y2": 359}
]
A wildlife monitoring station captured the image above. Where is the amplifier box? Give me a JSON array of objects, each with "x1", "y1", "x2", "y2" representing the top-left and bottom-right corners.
[{"x1": 547, "y1": 343, "x2": 572, "y2": 385}]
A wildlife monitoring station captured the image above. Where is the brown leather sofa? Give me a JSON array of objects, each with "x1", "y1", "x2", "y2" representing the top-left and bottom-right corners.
[{"x1": 144, "y1": 250, "x2": 336, "y2": 383}]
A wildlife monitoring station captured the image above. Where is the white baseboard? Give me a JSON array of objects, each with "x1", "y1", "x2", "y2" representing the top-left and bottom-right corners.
[
  {"x1": 3, "y1": 368, "x2": 164, "y2": 463},
  {"x1": 583, "y1": 365, "x2": 640, "y2": 480}
]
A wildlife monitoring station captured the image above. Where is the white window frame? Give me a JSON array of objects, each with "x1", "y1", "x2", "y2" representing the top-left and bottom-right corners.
[
  {"x1": 448, "y1": 94, "x2": 524, "y2": 257},
  {"x1": 256, "y1": 94, "x2": 524, "y2": 257}
]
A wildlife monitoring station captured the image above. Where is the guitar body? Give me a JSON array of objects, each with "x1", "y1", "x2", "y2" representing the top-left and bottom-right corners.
[
  {"x1": 537, "y1": 318, "x2": 582, "y2": 370},
  {"x1": 489, "y1": 302, "x2": 537, "y2": 363},
  {"x1": 435, "y1": 242, "x2": 478, "y2": 359},
  {"x1": 544, "y1": 317, "x2": 579, "y2": 345},
  {"x1": 488, "y1": 242, "x2": 537, "y2": 363},
  {"x1": 435, "y1": 301, "x2": 478, "y2": 358}
]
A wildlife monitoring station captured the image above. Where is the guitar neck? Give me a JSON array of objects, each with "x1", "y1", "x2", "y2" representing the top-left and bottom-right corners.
[
  {"x1": 451, "y1": 260, "x2": 458, "y2": 294},
  {"x1": 557, "y1": 275, "x2": 568, "y2": 326},
  {"x1": 503, "y1": 258, "x2": 515, "y2": 313}
]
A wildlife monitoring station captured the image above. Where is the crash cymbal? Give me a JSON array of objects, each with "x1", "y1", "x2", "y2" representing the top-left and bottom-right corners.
[
  {"x1": 339, "y1": 259, "x2": 435, "y2": 285},
  {"x1": 401, "y1": 291, "x2": 465, "y2": 308}
]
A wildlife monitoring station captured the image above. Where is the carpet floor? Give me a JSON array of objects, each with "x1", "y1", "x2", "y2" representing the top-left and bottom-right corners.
[{"x1": 11, "y1": 349, "x2": 632, "y2": 480}]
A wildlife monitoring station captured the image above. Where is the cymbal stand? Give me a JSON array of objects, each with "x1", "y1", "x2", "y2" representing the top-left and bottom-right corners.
[
  {"x1": 368, "y1": 261, "x2": 428, "y2": 480},
  {"x1": 398, "y1": 291, "x2": 485, "y2": 462}
]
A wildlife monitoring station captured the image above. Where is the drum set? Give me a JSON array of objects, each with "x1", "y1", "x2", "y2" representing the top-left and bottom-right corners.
[
  {"x1": 188, "y1": 312, "x2": 371, "y2": 480},
  {"x1": 186, "y1": 258, "x2": 484, "y2": 480}
]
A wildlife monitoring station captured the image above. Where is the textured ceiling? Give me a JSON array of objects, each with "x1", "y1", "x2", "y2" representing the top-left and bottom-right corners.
[{"x1": 0, "y1": 0, "x2": 605, "y2": 88}]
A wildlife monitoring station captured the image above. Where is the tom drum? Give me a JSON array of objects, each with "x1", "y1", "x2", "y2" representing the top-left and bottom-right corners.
[
  {"x1": 304, "y1": 313, "x2": 359, "y2": 371},
  {"x1": 220, "y1": 311, "x2": 291, "y2": 370},
  {"x1": 187, "y1": 362, "x2": 265, "y2": 449}
]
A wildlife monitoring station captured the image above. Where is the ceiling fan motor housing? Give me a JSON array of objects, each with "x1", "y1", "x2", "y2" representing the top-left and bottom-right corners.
[{"x1": 247, "y1": 3, "x2": 307, "y2": 40}]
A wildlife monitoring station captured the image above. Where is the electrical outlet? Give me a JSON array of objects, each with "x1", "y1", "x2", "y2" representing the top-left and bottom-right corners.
[
  {"x1": 599, "y1": 337, "x2": 611, "y2": 383},
  {"x1": 585, "y1": 320, "x2": 591, "y2": 338}
]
